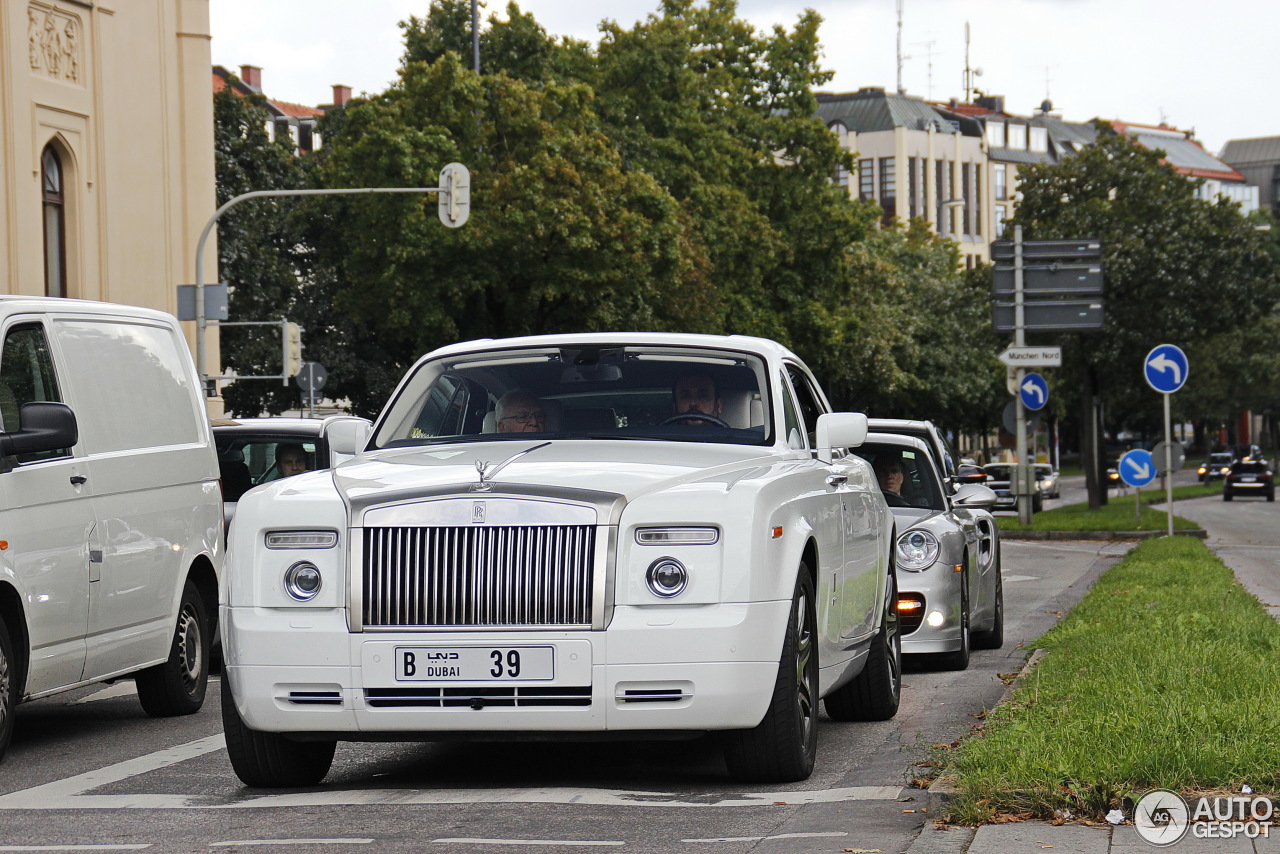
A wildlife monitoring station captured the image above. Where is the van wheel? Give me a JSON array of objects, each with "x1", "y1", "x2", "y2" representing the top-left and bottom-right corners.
[
  {"x1": 825, "y1": 568, "x2": 902, "y2": 721},
  {"x1": 723, "y1": 567, "x2": 818, "y2": 783},
  {"x1": 222, "y1": 679, "x2": 336, "y2": 787},
  {"x1": 0, "y1": 613, "x2": 14, "y2": 761},
  {"x1": 136, "y1": 580, "x2": 209, "y2": 716}
]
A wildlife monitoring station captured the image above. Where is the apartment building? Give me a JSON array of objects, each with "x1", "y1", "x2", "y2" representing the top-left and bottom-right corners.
[
  {"x1": 212, "y1": 64, "x2": 351, "y2": 155},
  {"x1": 1109, "y1": 121, "x2": 1256, "y2": 212},
  {"x1": 1221, "y1": 137, "x2": 1280, "y2": 217},
  {"x1": 818, "y1": 87, "x2": 990, "y2": 265},
  {"x1": 1, "y1": 0, "x2": 216, "y2": 363}
]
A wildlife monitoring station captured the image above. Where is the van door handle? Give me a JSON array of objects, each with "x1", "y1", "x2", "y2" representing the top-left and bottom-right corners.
[
  {"x1": 827, "y1": 473, "x2": 848, "y2": 487},
  {"x1": 70, "y1": 475, "x2": 87, "y2": 485}
]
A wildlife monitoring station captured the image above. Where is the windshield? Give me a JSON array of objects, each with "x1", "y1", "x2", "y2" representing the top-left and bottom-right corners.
[
  {"x1": 984, "y1": 465, "x2": 1013, "y2": 480},
  {"x1": 373, "y1": 344, "x2": 773, "y2": 448},
  {"x1": 855, "y1": 443, "x2": 945, "y2": 510}
]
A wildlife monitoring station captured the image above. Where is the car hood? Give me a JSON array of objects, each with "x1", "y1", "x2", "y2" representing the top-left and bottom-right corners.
[
  {"x1": 325, "y1": 439, "x2": 783, "y2": 509},
  {"x1": 886, "y1": 506, "x2": 945, "y2": 527}
]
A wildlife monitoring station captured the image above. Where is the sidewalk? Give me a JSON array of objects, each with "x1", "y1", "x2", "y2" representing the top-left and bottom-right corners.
[{"x1": 907, "y1": 820, "x2": 1275, "y2": 853}]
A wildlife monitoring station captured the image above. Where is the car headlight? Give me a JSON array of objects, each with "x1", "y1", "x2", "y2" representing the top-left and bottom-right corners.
[
  {"x1": 283, "y1": 561, "x2": 323, "y2": 601},
  {"x1": 896, "y1": 530, "x2": 939, "y2": 571},
  {"x1": 635, "y1": 527, "x2": 718, "y2": 545},
  {"x1": 645, "y1": 557, "x2": 689, "y2": 597},
  {"x1": 266, "y1": 530, "x2": 338, "y2": 549}
]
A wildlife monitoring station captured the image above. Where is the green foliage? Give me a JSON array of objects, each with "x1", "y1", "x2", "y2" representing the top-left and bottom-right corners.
[
  {"x1": 1009, "y1": 128, "x2": 1280, "y2": 436},
  {"x1": 212, "y1": 83, "x2": 307, "y2": 416}
]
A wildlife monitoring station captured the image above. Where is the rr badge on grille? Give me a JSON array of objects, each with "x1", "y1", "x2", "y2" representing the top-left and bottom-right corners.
[{"x1": 472, "y1": 501, "x2": 486, "y2": 524}]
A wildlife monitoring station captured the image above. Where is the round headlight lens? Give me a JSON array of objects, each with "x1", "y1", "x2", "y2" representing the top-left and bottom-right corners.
[
  {"x1": 284, "y1": 561, "x2": 322, "y2": 601},
  {"x1": 646, "y1": 557, "x2": 689, "y2": 598},
  {"x1": 896, "y1": 530, "x2": 940, "y2": 571}
]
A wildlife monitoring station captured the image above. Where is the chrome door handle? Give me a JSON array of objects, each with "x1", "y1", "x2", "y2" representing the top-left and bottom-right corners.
[{"x1": 826, "y1": 473, "x2": 848, "y2": 487}]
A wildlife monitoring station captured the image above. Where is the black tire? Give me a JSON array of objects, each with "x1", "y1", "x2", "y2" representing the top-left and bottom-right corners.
[
  {"x1": 1224, "y1": 491, "x2": 1233, "y2": 502},
  {"x1": 724, "y1": 568, "x2": 818, "y2": 784},
  {"x1": 136, "y1": 580, "x2": 209, "y2": 716},
  {"x1": 1268, "y1": 491, "x2": 1275, "y2": 502},
  {"x1": 935, "y1": 572, "x2": 970, "y2": 671},
  {"x1": 824, "y1": 568, "x2": 901, "y2": 722},
  {"x1": 222, "y1": 678, "x2": 336, "y2": 787},
  {"x1": 0, "y1": 612, "x2": 14, "y2": 762},
  {"x1": 971, "y1": 567, "x2": 1004, "y2": 650}
]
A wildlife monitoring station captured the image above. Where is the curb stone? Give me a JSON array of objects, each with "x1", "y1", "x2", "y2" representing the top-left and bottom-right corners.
[
  {"x1": 916, "y1": 649, "x2": 1049, "y2": 837},
  {"x1": 1000, "y1": 529, "x2": 1206, "y2": 541}
]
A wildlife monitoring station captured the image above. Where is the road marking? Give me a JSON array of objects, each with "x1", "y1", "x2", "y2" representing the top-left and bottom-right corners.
[
  {"x1": 210, "y1": 841, "x2": 372, "y2": 847},
  {"x1": 72, "y1": 683, "x2": 138, "y2": 704},
  {"x1": 1002, "y1": 574, "x2": 1039, "y2": 583},
  {"x1": 0, "y1": 847, "x2": 151, "y2": 851},
  {"x1": 682, "y1": 832, "x2": 847, "y2": 843},
  {"x1": 0, "y1": 734, "x2": 902, "y2": 811},
  {"x1": 433, "y1": 841, "x2": 623, "y2": 847}
]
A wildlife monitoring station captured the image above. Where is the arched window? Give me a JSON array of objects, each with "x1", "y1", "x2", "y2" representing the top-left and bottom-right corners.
[{"x1": 42, "y1": 145, "x2": 67, "y2": 298}]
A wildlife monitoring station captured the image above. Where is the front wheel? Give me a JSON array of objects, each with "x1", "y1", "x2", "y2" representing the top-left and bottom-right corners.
[
  {"x1": 723, "y1": 568, "x2": 818, "y2": 783},
  {"x1": 136, "y1": 580, "x2": 209, "y2": 717},
  {"x1": 935, "y1": 573, "x2": 970, "y2": 671},
  {"x1": 1224, "y1": 492, "x2": 1233, "y2": 502},
  {"x1": 971, "y1": 567, "x2": 1004, "y2": 650},
  {"x1": 222, "y1": 681, "x2": 336, "y2": 787},
  {"x1": 0, "y1": 612, "x2": 14, "y2": 761},
  {"x1": 824, "y1": 568, "x2": 901, "y2": 722}
]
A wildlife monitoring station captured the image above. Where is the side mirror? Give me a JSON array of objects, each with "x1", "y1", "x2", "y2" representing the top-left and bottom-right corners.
[
  {"x1": 953, "y1": 483, "x2": 998, "y2": 509},
  {"x1": 815, "y1": 412, "x2": 868, "y2": 463},
  {"x1": 0, "y1": 402, "x2": 78, "y2": 457},
  {"x1": 323, "y1": 416, "x2": 372, "y2": 460}
]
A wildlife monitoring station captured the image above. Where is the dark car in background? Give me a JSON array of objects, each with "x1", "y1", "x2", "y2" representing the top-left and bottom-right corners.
[
  {"x1": 983, "y1": 463, "x2": 1044, "y2": 512},
  {"x1": 1198, "y1": 452, "x2": 1235, "y2": 482},
  {"x1": 1223, "y1": 460, "x2": 1275, "y2": 501}
]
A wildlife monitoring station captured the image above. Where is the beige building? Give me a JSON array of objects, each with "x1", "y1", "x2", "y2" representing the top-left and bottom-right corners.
[{"x1": 1, "y1": 0, "x2": 217, "y2": 378}]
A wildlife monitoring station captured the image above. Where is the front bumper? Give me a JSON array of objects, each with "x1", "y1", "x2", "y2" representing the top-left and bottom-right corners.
[{"x1": 222, "y1": 600, "x2": 789, "y2": 736}]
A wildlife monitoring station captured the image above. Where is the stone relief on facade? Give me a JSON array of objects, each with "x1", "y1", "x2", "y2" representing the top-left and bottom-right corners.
[{"x1": 28, "y1": 3, "x2": 81, "y2": 83}]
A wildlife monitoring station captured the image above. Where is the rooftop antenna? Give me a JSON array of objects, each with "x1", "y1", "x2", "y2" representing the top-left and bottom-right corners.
[
  {"x1": 896, "y1": 0, "x2": 908, "y2": 94},
  {"x1": 962, "y1": 21, "x2": 982, "y2": 103},
  {"x1": 911, "y1": 37, "x2": 938, "y2": 100}
]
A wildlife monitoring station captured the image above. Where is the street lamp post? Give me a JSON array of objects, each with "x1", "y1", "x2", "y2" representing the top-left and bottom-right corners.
[{"x1": 193, "y1": 165, "x2": 470, "y2": 394}]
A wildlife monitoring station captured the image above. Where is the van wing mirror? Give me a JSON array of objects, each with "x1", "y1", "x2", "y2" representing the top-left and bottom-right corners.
[
  {"x1": 815, "y1": 412, "x2": 868, "y2": 463},
  {"x1": 323, "y1": 416, "x2": 373, "y2": 460},
  {"x1": 0, "y1": 402, "x2": 78, "y2": 457}
]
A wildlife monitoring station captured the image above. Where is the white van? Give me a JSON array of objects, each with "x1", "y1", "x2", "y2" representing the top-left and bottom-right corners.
[{"x1": 0, "y1": 297, "x2": 222, "y2": 761}]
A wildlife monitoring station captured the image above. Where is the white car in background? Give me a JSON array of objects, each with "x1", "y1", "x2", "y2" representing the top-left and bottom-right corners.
[
  {"x1": 221, "y1": 333, "x2": 901, "y2": 787},
  {"x1": 1036, "y1": 464, "x2": 1061, "y2": 499}
]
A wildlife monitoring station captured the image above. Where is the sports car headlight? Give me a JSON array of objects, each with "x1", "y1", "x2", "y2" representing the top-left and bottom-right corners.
[{"x1": 896, "y1": 530, "x2": 940, "y2": 571}]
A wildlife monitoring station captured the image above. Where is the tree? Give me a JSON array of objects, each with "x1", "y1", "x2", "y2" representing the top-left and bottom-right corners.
[
  {"x1": 212, "y1": 82, "x2": 308, "y2": 416},
  {"x1": 1009, "y1": 127, "x2": 1280, "y2": 503}
]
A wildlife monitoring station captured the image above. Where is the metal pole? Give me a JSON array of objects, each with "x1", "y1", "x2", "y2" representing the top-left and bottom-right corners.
[
  {"x1": 1165, "y1": 392, "x2": 1174, "y2": 537},
  {"x1": 472, "y1": 0, "x2": 480, "y2": 73},
  {"x1": 1014, "y1": 226, "x2": 1033, "y2": 524},
  {"x1": 194, "y1": 186, "x2": 448, "y2": 393}
]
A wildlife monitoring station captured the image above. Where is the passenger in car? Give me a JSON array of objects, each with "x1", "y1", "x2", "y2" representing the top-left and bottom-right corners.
[
  {"x1": 873, "y1": 453, "x2": 910, "y2": 507},
  {"x1": 496, "y1": 390, "x2": 546, "y2": 433},
  {"x1": 672, "y1": 374, "x2": 723, "y2": 425},
  {"x1": 276, "y1": 443, "x2": 310, "y2": 478}
]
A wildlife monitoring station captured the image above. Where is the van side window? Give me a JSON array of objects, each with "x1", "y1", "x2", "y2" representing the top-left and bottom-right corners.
[{"x1": 0, "y1": 323, "x2": 71, "y2": 462}]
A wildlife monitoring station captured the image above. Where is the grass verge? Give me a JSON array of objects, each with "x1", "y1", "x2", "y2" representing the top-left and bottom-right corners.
[
  {"x1": 944, "y1": 536, "x2": 1280, "y2": 824},
  {"x1": 997, "y1": 483, "x2": 1219, "y2": 532}
]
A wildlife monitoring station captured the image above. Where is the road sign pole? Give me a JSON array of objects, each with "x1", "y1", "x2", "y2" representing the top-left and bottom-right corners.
[
  {"x1": 1164, "y1": 392, "x2": 1173, "y2": 537},
  {"x1": 1013, "y1": 227, "x2": 1035, "y2": 523}
]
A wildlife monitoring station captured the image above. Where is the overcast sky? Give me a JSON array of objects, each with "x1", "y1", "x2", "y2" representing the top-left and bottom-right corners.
[{"x1": 209, "y1": 0, "x2": 1271, "y2": 154}]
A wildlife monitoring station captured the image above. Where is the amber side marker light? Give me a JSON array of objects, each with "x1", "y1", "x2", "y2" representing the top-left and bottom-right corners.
[
  {"x1": 0, "y1": 540, "x2": 7, "y2": 550},
  {"x1": 771, "y1": 527, "x2": 784, "y2": 539},
  {"x1": 897, "y1": 599, "x2": 923, "y2": 612}
]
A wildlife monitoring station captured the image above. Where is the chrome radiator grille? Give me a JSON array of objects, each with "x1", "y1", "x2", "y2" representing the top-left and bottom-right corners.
[{"x1": 362, "y1": 525, "x2": 596, "y2": 628}]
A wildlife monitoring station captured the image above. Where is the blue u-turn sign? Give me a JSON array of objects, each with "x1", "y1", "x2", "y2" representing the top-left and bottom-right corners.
[{"x1": 1144, "y1": 344, "x2": 1189, "y2": 394}]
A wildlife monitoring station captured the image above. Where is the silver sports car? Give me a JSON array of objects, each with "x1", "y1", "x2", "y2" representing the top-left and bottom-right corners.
[{"x1": 854, "y1": 433, "x2": 1004, "y2": 670}]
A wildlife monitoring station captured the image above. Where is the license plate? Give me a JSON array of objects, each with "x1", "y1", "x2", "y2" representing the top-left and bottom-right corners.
[
  {"x1": 1240, "y1": 476, "x2": 1256, "y2": 482},
  {"x1": 395, "y1": 646, "x2": 554, "y2": 682}
]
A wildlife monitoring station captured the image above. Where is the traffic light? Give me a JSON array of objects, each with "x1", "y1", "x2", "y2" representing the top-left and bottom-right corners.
[{"x1": 284, "y1": 321, "x2": 302, "y2": 377}]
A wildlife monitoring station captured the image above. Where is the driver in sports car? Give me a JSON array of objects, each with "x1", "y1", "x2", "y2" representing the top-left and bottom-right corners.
[
  {"x1": 873, "y1": 452, "x2": 911, "y2": 507},
  {"x1": 672, "y1": 374, "x2": 724, "y2": 426}
]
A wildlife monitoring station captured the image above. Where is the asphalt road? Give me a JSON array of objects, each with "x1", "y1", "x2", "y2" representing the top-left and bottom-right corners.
[{"x1": 0, "y1": 538, "x2": 1131, "y2": 854}]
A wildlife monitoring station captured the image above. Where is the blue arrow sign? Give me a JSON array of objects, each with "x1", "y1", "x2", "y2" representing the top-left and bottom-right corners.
[
  {"x1": 1144, "y1": 344, "x2": 1189, "y2": 394},
  {"x1": 1019, "y1": 372, "x2": 1048, "y2": 411},
  {"x1": 1119, "y1": 449, "x2": 1157, "y2": 487}
]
